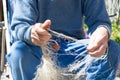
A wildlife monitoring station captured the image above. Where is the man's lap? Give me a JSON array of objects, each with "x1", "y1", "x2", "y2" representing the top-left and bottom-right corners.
[{"x1": 6, "y1": 39, "x2": 120, "y2": 80}]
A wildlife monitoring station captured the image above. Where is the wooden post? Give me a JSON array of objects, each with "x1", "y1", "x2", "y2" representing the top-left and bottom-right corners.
[
  {"x1": 1, "y1": 0, "x2": 8, "y2": 71},
  {"x1": 1, "y1": 26, "x2": 6, "y2": 71}
]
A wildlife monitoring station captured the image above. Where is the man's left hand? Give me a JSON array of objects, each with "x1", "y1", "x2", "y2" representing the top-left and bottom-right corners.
[{"x1": 87, "y1": 27, "x2": 109, "y2": 57}]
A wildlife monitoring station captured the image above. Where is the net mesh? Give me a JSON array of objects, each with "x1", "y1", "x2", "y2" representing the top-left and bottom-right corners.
[{"x1": 33, "y1": 29, "x2": 108, "y2": 80}]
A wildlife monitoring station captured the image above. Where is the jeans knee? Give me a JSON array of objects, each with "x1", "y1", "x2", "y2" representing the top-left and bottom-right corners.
[
  {"x1": 6, "y1": 41, "x2": 42, "y2": 80},
  {"x1": 6, "y1": 41, "x2": 33, "y2": 68}
]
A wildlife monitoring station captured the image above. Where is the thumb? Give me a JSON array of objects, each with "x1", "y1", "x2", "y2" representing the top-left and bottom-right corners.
[{"x1": 41, "y1": 19, "x2": 51, "y2": 30}]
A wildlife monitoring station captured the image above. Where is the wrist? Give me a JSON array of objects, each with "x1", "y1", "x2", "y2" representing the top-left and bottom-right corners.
[{"x1": 97, "y1": 25, "x2": 111, "y2": 39}]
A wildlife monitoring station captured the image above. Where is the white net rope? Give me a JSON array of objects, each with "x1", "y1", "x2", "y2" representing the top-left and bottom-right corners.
[
  {"x1": 105, "y1": 0, "x2": 120, "y2": 22},
  {"x1": 33, "y1": 29, "x2": 108, "y2": 80}
]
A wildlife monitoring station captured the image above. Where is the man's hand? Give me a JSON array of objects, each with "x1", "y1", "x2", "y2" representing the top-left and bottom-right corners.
[
  {"x1": 31, "y1": 20, "x2": 52, "y2": 46},
  {"x1": 87, "y1": 27, "x2": 109, "y2": 57}
]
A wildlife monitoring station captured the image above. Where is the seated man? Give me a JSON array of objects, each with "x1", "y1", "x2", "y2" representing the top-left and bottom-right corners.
[{"x1": 6, "y1": 0, "x2": 120, "y2": 80}]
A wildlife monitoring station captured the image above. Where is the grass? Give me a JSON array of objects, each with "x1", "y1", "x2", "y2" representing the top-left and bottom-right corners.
[{"x1": 111, "y1": 22, "x2": 120, "y2": 44}]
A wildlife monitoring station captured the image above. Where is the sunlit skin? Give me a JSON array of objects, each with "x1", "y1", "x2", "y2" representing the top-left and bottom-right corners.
[
  {"x1": 31, "y1": 19, "x2": 109, "y2": 57},
  {"x1": 31, "y1": 20, "x2": 52, "y2": 46},
  {"x1": 87, "y1": 27, "x2": 108, "y2": 57}
]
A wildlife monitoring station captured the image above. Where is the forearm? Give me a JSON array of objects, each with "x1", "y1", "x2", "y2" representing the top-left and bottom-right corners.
[
  {"x1": 83, "y1": 0, "x2": 111, "y2": 36},
  {"x1": 10, "y1": 0, "x2": 38, "y2": 44}
]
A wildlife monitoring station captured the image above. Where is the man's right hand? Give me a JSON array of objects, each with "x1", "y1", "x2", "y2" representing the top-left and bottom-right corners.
[{"x1": 31, "y1": 20, "x2": 52, "y2": 46}]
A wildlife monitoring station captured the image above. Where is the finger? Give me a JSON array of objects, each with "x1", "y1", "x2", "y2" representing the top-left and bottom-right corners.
[
  {"x1": 34, "y1": 23, "x2": 51, "y2": 36},
  {"x1": 38, "y1": 35, "x2": 51, "y2": 42},
  {"x1": 41, "y1": 19, "x2": 51, "y2": 30},
  {"x1": 37, "y1": 30, "x2": 51, "y2": 36},
  {"x1": 87, "y1": 31, "x2": 103, "y2": 52},
  {"x1": 87, "y1": 35, "x2": 98, "y2": 52},
  {"x1": 31, "y1": 35, "x2": 43, "y2": 46},
  {"x1": 31, "y1": 31, "x2": 50, "y2": 46},
  {"x1": 31, "y1": 35, "x2": 47, "y2": 46},
  {"x1": 89, "y1": 43, "x2": 107, "y2": 57}
]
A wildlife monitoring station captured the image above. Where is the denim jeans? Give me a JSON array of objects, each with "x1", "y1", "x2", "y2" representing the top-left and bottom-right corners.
[{"x1": 6, "y1": 38, "x2": 120, "y2": 80}]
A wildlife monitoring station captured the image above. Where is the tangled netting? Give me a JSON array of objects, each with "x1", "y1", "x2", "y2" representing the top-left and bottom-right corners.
[{"x1": 33, "y1": 29, "x2": 108, "y2": 80}]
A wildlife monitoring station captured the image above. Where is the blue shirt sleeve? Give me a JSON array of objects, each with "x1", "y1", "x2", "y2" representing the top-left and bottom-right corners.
[
  {"x1": 83, "y1": 0, "x2": 112, "y2": 36},
  {"x1": 10, "y1": 0, "x2": 38, "y2": 44}
]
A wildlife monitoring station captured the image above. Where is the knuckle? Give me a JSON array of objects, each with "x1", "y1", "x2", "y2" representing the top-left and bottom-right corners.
[{"x1": 31, "y1": 39, "x2": 36, "y2": 44}]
